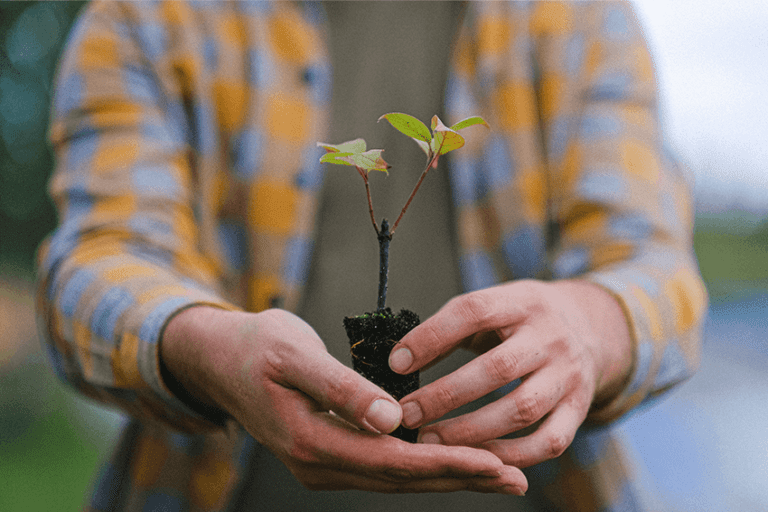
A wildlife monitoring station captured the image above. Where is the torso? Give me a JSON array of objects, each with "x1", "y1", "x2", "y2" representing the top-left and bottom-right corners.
[{"x1": 249, "y1": 3, "x2": 535, "y2": 510}]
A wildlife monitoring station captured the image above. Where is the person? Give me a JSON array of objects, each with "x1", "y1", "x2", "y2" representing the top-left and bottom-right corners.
[{"x1": 37, "y1": 1, "x2": 707, "y2": 510}]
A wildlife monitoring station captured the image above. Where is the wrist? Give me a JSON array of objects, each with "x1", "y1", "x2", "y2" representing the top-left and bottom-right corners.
[
  {"x1": 160, "y1": 305, "x2": 238, "y2": 421},
  {"x1": 552, "y1": 279, "x2": 634, "y2": 405}
]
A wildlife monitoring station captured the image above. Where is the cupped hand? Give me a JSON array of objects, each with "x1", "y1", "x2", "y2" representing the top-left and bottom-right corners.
[
  {"x1": 161, "y1": 307, "x2": 527, "y2": 494},
  {"x1": 388, "y1": 280, "x2": 633, "y2": 468}
]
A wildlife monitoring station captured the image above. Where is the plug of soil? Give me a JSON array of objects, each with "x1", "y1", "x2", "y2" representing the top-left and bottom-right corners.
[{"x1": 343, "y1": 307, "x2": 420, "y2": 442}]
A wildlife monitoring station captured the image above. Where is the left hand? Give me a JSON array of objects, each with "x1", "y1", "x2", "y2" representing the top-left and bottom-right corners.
[{"x1": 388, "y1": 279, "x2": 633, "y2": 468}]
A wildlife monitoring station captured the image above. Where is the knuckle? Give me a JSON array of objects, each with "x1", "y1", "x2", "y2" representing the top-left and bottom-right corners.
[
  {"x1": 519, "y1": 281, "x2": 548, "y2": 315},
  {"x1": 485, "y1": 350, "x2": 520, "y2": 383},
  {"x1": 324, "y1": 370, "x2": 360, "y2": 410},
  {"x1": 263, "y1": 343, "x2": 305, "y2": 384},
  {"x1": 289, "y1": 440, "x2": 321, "y2": 466},
  {"x1": 263, "y1": 347, "x2": 288, "y2": 381},
  {"x1": 455, "y1": 292, "x2": 494, "y2": 326},
  {"x1": 513, "y1": 394, "x2": 544, "y2": 425},
  {"x1": 544, "y1": 430, "x2": 571, "y2": 459},
  {"x1": 286, "y1": 425, "x2": 326, "y2": 466},
  {"x1": 421, "y1": 320, "x2": 444, "y2": 350},
  {"x1": 434, "y1": 383, "x2": 463, "y2": 413},
  {"x1": 452, "y1": 420, "x2": 482, "y2": 445},
  {"x1": 551, "y1": 323, "x2": 571, "y2": 347}
]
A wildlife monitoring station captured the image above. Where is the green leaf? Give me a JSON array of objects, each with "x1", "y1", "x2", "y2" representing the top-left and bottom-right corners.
[
  {"x1": 317, "y1": 138, "x2": 367, "y2": 154},
  {"x1": 320, "y1": 152, "x2": 355, "y2": 166},
  {"x1": 430, "y1": 115, "x2": 465, "y2": 156},
  {"x1": 319, "y1": 147, "x2": 390, "y2": 173},
  {"x1": 450, "y1": 116, "x2": 490, "y2": 132},
  {"x1": 378, "y1": 112, "x2": 432, "y2": 156},
  {"x1": 347, "y1": 149, "x2": 391, "y2": 173}
]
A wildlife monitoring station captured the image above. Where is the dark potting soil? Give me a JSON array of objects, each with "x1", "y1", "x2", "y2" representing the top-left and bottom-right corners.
[{"x1": 343, "y1": 308, "x2": 420, "y2": 442}]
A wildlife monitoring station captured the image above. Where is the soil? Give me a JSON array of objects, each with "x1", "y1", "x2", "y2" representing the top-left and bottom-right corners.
[{"x1": 343, "y1": 307, "x2": 420, "y2": 442}]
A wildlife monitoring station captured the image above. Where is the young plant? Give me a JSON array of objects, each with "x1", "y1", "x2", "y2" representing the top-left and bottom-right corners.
[
  {"x1": 318, "y1": 112, "x2": 488, "y2": 442},
  {"x1": 318, "y1": 112, "x2": 489, "y2": 312}
]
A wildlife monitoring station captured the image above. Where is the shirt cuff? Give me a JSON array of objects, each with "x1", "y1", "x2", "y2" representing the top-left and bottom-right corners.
[
  {"x1": 581, "y1": 275, "x2": 652, "y2": 424},
  {"x1": 122, "y1": 290, "x2": 241, "y2": 432}
]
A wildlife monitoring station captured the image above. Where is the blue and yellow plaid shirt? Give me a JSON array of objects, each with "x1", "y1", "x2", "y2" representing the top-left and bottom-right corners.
[{"x1": 37, "y1": 1, "x2": 707, "y2": 510}]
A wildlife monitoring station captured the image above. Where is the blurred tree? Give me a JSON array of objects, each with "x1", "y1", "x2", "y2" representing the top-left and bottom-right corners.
[{"x1": 0, "y1": 1, "x2": 87, "y2": 273}]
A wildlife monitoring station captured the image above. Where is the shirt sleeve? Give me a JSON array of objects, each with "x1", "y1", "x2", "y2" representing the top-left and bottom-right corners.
[
  {"x1": 449, "y1": 1, "x2": 708, "y2": 425},
  {"x1": 536, "y1": 1, "x2": 708, "y2": 423},
  {"x1": 37, "y1": 1, "x2": 238, "y2": 433}
]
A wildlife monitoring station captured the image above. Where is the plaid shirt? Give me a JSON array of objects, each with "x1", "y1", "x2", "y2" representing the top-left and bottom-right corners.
[{"x1": 37, "y1": 1, "x2": 707, "y2": 510}]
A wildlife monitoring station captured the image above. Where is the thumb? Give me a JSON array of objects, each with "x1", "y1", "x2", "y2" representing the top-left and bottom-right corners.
[{"x1": 284, "y1": 350, "x2": 403, "y2": 434}]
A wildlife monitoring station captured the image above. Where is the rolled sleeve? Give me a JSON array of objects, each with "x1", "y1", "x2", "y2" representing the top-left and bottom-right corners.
[
  {"x1": 38, "y1": 1, "x2": 238, "y2": 432},
  {"x1": 542, "y1": 2, "x2": 708, "y2": 423}
]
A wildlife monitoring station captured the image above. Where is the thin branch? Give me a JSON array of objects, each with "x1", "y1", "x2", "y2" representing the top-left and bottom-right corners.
[
  {"x1": 390, "y1": 150, "x2": 440, "y2": 236},
  {"x1": 357, "y1": 166, "x2": 379, "y2": 235}
]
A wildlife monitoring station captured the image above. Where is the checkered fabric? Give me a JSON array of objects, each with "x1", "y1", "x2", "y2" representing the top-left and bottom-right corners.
[{"x1": 36, "y1": 1, "x2": 707, "y2": 510}]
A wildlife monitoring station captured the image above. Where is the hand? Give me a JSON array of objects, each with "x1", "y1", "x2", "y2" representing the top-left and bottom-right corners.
[
  {"x1": 388, "y1": 280, "x2": 633, "y2": 468},
  {"x1": 161, "y1": 307, "x2": 528, "y2": 494}
]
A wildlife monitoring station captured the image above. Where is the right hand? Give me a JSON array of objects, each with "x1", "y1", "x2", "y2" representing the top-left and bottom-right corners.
[{"x1": 161, "y1": 306, "x2": 528, "y2": 495}]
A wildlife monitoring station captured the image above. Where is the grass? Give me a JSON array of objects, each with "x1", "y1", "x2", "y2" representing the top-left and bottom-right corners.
[
  {"x1": 0, "y1": 410, "x2": 102, "y2": 511},
  {"x1": 693, "y1": 216, "x2": 768, "y2": 301},
  {"x1": 0, "y1": 356, "x2": 122, "y2": 512}
]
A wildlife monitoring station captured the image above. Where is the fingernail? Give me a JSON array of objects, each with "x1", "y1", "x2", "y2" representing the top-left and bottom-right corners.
[
  {"x1": 419, "y1": 432, "x2": 441, "y2": 445},
  {"x1": 389, "y1": 348, "x2": 413, "y2": 373},
  {"x1": 502, "y1": 485, "x2": 526, "y2": 496},
  {"x1": 365, "y1": 399, "x2": 401, "y2": 434},
  {"x1": 401, "y1": 401, "x2": 423, "y2": 428}
]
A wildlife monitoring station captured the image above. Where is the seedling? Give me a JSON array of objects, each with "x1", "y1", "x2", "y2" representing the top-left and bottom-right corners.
[
  {"x1": 318, "y1": 112, "x2": 488, "y2": 311},
  {"x1": 318, "y1": 112, "x2": 489, "y2": 441}
]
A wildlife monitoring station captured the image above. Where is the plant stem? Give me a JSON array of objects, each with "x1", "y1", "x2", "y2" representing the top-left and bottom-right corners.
[
  {"x1": 358, "y1": 166, "x2": 380, "y2": 235},
  {"x1": 376, "y1": 218, "x2": 392, "y2": 312},
  {"x1": 390, "y1": 152, "x2": 440, "y2": 236}
]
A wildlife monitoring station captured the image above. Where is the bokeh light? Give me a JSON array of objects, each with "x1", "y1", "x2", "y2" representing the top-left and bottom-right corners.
[
  {"x1": 5, "y1": 1, "x2": 64, "y2": 82},
  {"x1": 0, "y1": 1, "x2": 83, "y2": 268}
]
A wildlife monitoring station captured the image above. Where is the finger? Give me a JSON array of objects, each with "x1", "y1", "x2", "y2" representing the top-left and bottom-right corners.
[
  {"x1": 269, "y1": 386, "x2": 528, "y2": 493},
  {"x1": 285, "y1": 395, "x2": 511, "y2": 478},
  {"x1": 389, "y1": 284, "x2": 532, "y2": 374},
  {"x1": 293, "y1": 464, "x2": 527, "y2": 495},
  {"x1": 398, "y1": 328, "x2": 546, "y2": 428},
  {"x1": 415, "y1": 366, "x2": 567, "y2": 445},
  {"x1": 480, "y1": 397, "x2": 587, "y2": 468},
  {"x1": 313, "y1": 411, "x2": 509, "y2": 478},
  {"x1": 280, "y1": 348, "x2": 402, "y2": 435}
]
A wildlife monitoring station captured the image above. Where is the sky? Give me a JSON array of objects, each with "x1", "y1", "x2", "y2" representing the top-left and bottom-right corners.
[{"x1": 633, "y1": 0, "x2": 768, "y2": 211}]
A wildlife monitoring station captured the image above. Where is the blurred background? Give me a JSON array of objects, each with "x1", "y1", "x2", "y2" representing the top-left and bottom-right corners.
[{"x1": 1, "y1": 1, "x2": 765, "y2": 510}]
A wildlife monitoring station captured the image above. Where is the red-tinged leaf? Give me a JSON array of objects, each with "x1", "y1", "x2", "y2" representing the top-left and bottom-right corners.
[
  {"x1": 348, "y1": 149, "x2": 391, "y2": 173},
  {"x1": 317, "y1": 138, "x2": 367, "y2": 154},
  {"x1": 450, "y1": 116, "x2": 490, "y2": 132},
  {"x1": 430, "y1": 115, "x2": 465, "y2": 156},
  {"x1": 379, "y1": 112, "x2": 432, "y2": 156},
  {"x1": 413, "y1": 139, "x2": 431, "y2": 157},
  {"x1": 320, "y1": 151, "x2": 355, "y2": 166},
  {"x1": 320, "y1": 148, "x2": 390, "y2": 173}
]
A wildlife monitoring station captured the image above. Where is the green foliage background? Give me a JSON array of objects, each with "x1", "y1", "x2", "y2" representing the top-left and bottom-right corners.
[
  {"x1": 0, "y1": 3, "x2": 113, "y2": 511},
  {"x1": 694, "y1": 214, "x2": 768, "y2": 302},
  {"x1": 0, "y1": 1, "x2": 86, "y2": 272},
  {"x1": 0, "y1": 1, "x2": 765, "y2": 510}
]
